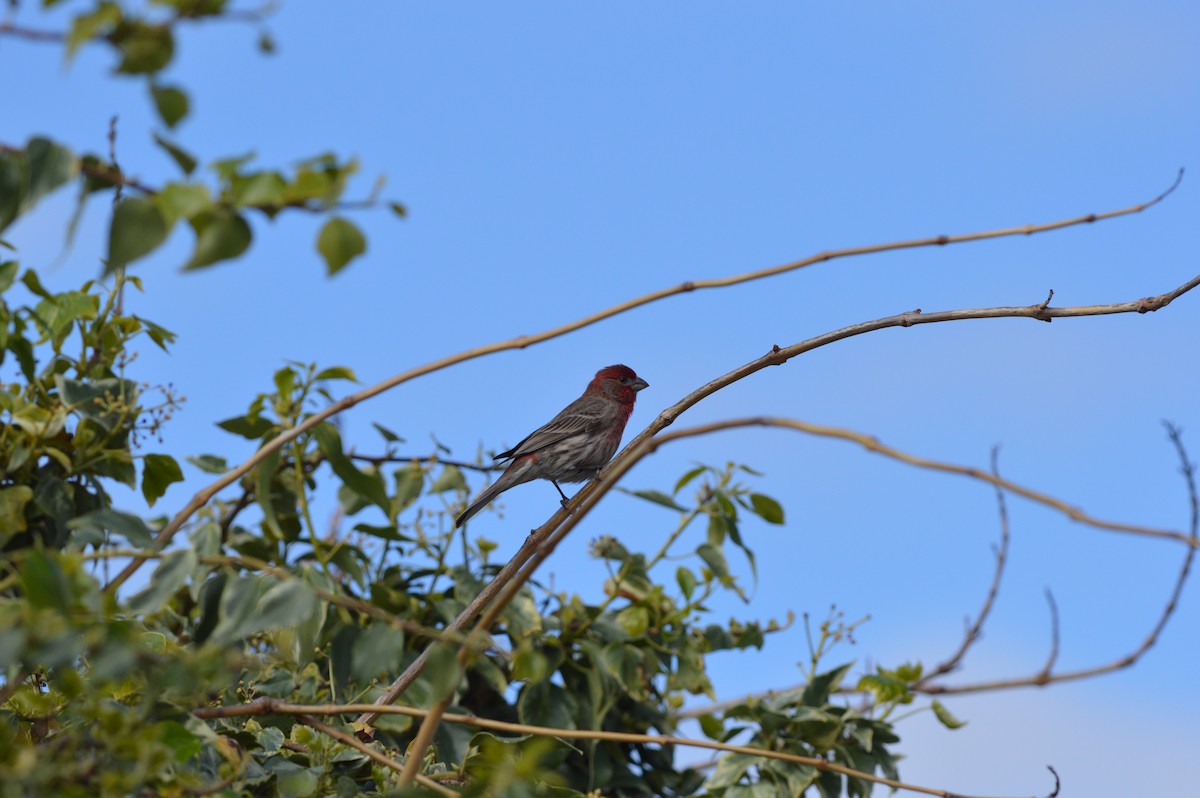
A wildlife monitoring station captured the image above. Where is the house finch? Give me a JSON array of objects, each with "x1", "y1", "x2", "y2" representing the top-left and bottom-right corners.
[{"x1": 455, "y1": 365, "x2": 649, "y2": 527}]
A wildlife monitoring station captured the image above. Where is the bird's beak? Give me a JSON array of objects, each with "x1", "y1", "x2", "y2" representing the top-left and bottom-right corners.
[{"x1": 632, "y1": 377, "x2": 649, "y2": 392}]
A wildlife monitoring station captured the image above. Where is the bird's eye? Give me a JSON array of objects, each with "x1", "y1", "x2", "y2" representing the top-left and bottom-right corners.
[{"x1": 620, "y1": 377, "x2": 630, "y2": 384}]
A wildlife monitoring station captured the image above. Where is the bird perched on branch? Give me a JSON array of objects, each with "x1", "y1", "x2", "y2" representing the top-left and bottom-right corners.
[{"x1": 455, "y1": 364, "x2": 649, "y2": 527}]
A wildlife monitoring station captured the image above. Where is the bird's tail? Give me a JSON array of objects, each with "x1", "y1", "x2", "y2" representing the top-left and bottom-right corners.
[{"x1": 454, "y1": 475, "x2": 511, "y2": 528}]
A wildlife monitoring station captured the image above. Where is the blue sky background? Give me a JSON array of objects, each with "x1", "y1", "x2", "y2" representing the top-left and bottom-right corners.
[{"x1": 4, "y1": 2, "x2": 1200, "y2": 794}]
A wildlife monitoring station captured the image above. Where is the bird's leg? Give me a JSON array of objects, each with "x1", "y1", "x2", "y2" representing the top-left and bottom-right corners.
[{"x1": 551, "y1": 480, "x2": 572, "y2": 511}]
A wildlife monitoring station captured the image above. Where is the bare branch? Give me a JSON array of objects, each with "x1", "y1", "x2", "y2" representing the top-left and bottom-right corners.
[
  {"x1": 915, "y1": 446, "x2": 1012, "y2": 686},
  {"x1": 919, "y1": 425, "x2": 1198, "y2": 695},
  {"x1": 102, "y1": 184, "x2": 1192, "y2": 594},
  {"x1": 349, "y1": 452, "x2": 500, "y2": 473},
  {"x1": 1037, "y1": 589, "x2": 1061, "y2": 683},
  {"x1": 0, "y1": 21, "x2": 63, "y2": 42}
]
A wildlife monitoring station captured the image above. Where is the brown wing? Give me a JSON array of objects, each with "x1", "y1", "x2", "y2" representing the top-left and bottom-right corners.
[{"x1": 494, "y1": 393, "x2": 611, "y2": 462}]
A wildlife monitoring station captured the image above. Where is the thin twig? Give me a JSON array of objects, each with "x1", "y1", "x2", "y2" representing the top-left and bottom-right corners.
[
  {"x1": 915, "y1": 446, "x2": 1012, "y2": 686},
  {"x1": 919, "y1": 424, "x2": 1198, "y2": 695},
  {"x1": 1037, "y1": 589, "x2": 1061, "y2": 683},
  {"x1": 100, "y1": 183, "x2": 1193, "y2": 595},
  {"x1": 349, "y1": 452, "x2": 500, "y2": 473},
  {"x1": 0, "y1": 21, "x2": 63, "y2": 41}
]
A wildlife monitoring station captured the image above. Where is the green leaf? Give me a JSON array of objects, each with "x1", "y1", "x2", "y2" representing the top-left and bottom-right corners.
[
  {"x1": 705, "y1": 753, "x2": 766, "y2": 789},
  {"x1": 20, "y1": 269, "x2": 53, "y2": 299},
  {"x1": 137, "y1": 316, "x2": 178, "y2": 351},
  {"x1": 232, "y1": 171, "x2": 286, "y2": 207},
  {"x1": 393, "y1": 464, "x2": 424, "y2": 510},
  {"x1": 107, "y1": 196, "x2": 170, "y2": 272},
  {"x1": 157, "y1": 720, "x2": 203, "y2": 763},
  {"x1": 152, "y1": 132, "x2": 197, "y2": 176},
  {"x1": 0, "y1": 260, "x2": 18, "y2": 292},
  {"x1": 388, "y1": 201, "x2": 407, "y2": 218},
  {"x1": 615, "y1": 605, "x2": 650, "y2": 637},
  {"x1": 209, "y1": 576, "x2": 319, "y2": 646},
  {"x1": 350, "y1": 623, "x2": 406, "y2": 683},
  {"x1": 185, "y1": 208, "x2": 251, "y2": 270},
  {"x1": 313, "y1": 423, "x2": 390, "y2": 513},
  {"x1": 676, "y1": 566, "x2": 697, "y2": 600},
  {"x1": 696, "y1": 542, "x2": 731, "y2": 582},
  {"x1": 67, "y1": 508, "x2": 155, "y2": 548},
  {"x1": 802, "y1": 663, "x2": 853, "y2": 708},
  {"x1": 931, "y1": 700, "x2": 967, "y2": 729},
  {"x1": 518, "y1": 680, "x2": 574, "y2": 731},
  {"x1": 510, "y1": 644, "x2": 550, "y2": 685},
  {"x1": 0, "y1": 154, "x2": 20, "y2": 232},
  {"x1": 674, "y1": 465, "x2": 707, "y2": 495},
  {"x1": 155, "y1": 182, "x2": 211, "y2": 226},
  {"x1": 0, "y1": 486, "x2": 33, "y2": 542},
  {"x1": 698, "y1": 713, "x2": 724, "y2": 740},
  {"x1": 856, "y1": 673, "x2": 912, "y2": 704},
  {"x1": 351, "y1": 523, "x2": 408, "y2": 542},
  {"x1": 150, "y1": 84, "x2": 189, "y2": 128},
  {"x1": 217, "y1": 413, "x2": 275, "y2": 440},
  {"x1": 186, "y1": 454, "x2": 229, "y2": 474},
  {"x1": 25, "y1": 137, "x2": 79, "y2": 211},
  {"x1": 210, "y1": 151, "x2": 255, "y2": 180},
  {"x1": 35, "y1": 292, "x2": 99, "y2": 340},
  {"x1": 372, "y1": 421, "x2": 403, "y2": 443},
  {"x1": 19, "y1": 550, "x2": 71, "y2": 612},
  {"x1": 67, "y1": 3, "x2": 122, "y2": 59},
  {"x1": 113, "y1": 21, "x2": 175, "y2": 74},
  {"x1": 749, "y1": 493, "x2": 785, "y2": 524},
  {"x1": 424, "y1": 641, "x2": 465, "y2": 699},
  {"x1": 276, "y1": 767, "x2": 318, "y2": 798},
  {"x1": 315, "y1": 365, "x2": 358, "y2": 382},
  {"x1": 316, "y1": 217, "x2": 366, "y2": 275},
  {"x1": 624, "y1": 488, "x2": 687, "y2": 512},
  {"x1": 430, "y1": 465, "x2": 466, "y2": 494},
  {"x1": 142, "y1": 453, "x2": 184, "y2": 507},
  {"x1": 127, "y1": 549, "x2": 196, "y2": 614}
]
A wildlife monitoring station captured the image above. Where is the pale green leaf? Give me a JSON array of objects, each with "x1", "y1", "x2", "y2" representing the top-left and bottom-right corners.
[{"x1": 316, "y1": 216, "x2": 365, "y2": 275}]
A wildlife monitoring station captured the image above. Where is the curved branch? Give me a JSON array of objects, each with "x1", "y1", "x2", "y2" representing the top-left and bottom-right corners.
[
  {"x1": 103, "y1": 180, "x2": 1188, "y2": 593},
  {"x1": 915, "y1": 447, "x2": 1013, "y2": 687},
  {"x1": 198, "y1": 698, "x2": 1052, "y2": 798}
]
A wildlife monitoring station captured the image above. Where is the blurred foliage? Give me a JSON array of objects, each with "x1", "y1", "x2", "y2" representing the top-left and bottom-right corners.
[
  {"x1": 0, "y1": 2, "x2": 404, "y2": 276},
  {"x1": 0, "y1": 4, "x2": 964, "y2": 796}
]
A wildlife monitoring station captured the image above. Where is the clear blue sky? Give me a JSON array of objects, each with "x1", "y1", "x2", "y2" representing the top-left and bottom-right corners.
[{"x1": 5, "y1": 2, "x2": 1199, "y2": 794}]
